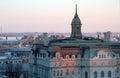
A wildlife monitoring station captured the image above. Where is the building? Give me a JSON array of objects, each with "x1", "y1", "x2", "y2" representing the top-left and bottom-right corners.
[
  {"x1": 29, "y1": 5, "x2": 120, "y2": 78},
  {"x1": 29, "y1": 38, "x2": 49, "y2": 78},
  {"x1": 0, "y1": 47, "x2": 31, "y2": 78}
]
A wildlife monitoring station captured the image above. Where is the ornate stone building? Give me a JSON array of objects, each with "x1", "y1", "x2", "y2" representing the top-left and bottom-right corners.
[{"x1": 29, "y1": 5, "x2": 120, "y2": 78}]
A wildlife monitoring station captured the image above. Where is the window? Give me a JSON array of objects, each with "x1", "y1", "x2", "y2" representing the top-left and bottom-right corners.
[
  {"x1": 94, "y1": 71, "x2": 97, "y2": 78},
  {"x1": 101, "y1": 71, "x2": 104, "y2": 77},
  {"x1": 72, "y1": 69, "x2": 74, "y2": 75},
  {"x1": 108, "y1": 71, "x2": 111, "y2": 78},
  {"x1": 53, "y1": 70, "x2": 56, "y2": 76},
  {"x1": 85, "y1": 72, "x2": 88, "y2": 78},
  {"x1": 56, "y1": 52, "x2": 60, "y2": 59},
  {"x1": 60, "y1": 70, "x2": 63, "y2": 76},
  {"x1": 57, "y1": 70, "x2": 59, "y2": 76},
  {"x1": 66, "y1": 69, "x2": 69, "y2": 75},
  {"x1": 104, "y1": 55, "x2": 106, "y2": 58},
  {"x1": 78, "y1": 69, "x2": 80, "y2": 75},
  {"x1": 66, "y1": 55, "x2": 69, "y2": 59},
  {"x1": 72, "y1": 55, "x2": 75, "y2": 59},
  {"x1": 117, "y1": 67, "x2": 119, "y2": 73}
]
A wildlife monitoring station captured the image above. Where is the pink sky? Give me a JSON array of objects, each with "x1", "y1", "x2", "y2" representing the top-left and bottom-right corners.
[{"x1": 0, "y1": 0, "x2": 120, "y2": 33}]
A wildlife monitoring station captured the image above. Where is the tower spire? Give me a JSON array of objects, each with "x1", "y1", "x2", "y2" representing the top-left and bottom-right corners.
[
  {"x1": 75, "y1": 4, "x2": 78, "y2": 18},
  {"x1": 71, "y1": 4, "x2": 82, "y2": 39},
  {"x1": 76, "y1": 4, "x2": 77, "y2": 15}
]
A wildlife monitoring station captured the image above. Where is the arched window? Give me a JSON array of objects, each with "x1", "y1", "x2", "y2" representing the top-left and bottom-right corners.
[
  {"x1": 85, "y1": 72, "x2": 88, "y2": 78},
  {"x1": 108, "y1": 71, "x2": 111, "y2": 78},
  {"x1": 94, "y1": 71, "x2": 97, "y2": 78},
  {"x1": 66, "y1": 55, "x2": 69, "y2": 59},
  {"x1": 101, "y1": 71, "x2": 104, "y2": 77},
  {"x1": 72, "y1": 55, "x2": 75, "y2": 59},
  {"x1": 77, "y1": 54, "x2": 81, "y2": 58}
]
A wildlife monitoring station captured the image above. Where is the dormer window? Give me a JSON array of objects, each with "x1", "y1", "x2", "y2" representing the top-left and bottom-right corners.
[
  {"x1": 66, "y1": 55, "x2": 69, "y2": 59},
  {"x1": 56, "y1": 52, "x2": 60, "y2": 59},
  {"x1": 77, "y1": 54, "x2": 81, "y2": 58},
  {"x1": 72, "y1": 55, "x2": 75, "y2": 59},
  {"x1": 99, "y1": 54, "x2": 106, "y2": 58}
]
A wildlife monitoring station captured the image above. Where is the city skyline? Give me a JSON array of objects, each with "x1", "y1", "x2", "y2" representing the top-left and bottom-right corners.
[{"x1": 0, "y1": 0, "x2": 120, "y2": 33}]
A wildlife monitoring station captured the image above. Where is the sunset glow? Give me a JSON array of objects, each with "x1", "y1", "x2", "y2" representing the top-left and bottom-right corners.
[{"x1": 0, "y1": 0, "x2": 120, "y2": 33}]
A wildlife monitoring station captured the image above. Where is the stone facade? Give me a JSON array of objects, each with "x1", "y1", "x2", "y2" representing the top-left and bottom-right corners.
[
  {"x1": 29, "y1": 38, "x2": 120, "y2": 78},
  {"x1": 29, "y1": 5, "x2": 120, "y2": 78}
]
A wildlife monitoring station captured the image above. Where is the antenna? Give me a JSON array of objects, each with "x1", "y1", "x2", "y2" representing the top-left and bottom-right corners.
[{"x1": 0, "y1": 26, "x2": 2, "y2": 34}]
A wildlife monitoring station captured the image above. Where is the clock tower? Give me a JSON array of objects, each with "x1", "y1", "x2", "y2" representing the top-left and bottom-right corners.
[{"x1": 71, "y1": 5, "x2": 82, "y2": 39}]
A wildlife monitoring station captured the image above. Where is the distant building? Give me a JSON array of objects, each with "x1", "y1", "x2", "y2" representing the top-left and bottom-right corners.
[
  {"x1": 103, "y1": 31, "x2": 118, "y2": 42},
  {"x1": 0, "y1": 47, "x2": 30, "y2": 78},
  {"x1": 41, "y1": 33, "x2": 50, "y2": 46}
]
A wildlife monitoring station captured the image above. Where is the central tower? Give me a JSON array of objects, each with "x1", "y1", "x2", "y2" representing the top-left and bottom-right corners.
[{"x1": 71, "y1": 5, "x2": 82, "y2": 39}]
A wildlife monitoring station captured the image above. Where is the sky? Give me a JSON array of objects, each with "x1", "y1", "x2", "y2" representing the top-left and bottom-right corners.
[{"x1": 0, "y1": 0, "x2": 120, "y2": 33}]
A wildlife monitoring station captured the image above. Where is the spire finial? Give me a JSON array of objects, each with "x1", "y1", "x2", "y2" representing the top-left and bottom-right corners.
[{"x1": 76, "y1": 4, "x2": 77, "y2": 15}]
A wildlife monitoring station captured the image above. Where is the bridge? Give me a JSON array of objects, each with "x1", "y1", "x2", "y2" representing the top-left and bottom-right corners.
[{"x1": 0, "y1": 33, "x2": 40, "y2": 40}]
